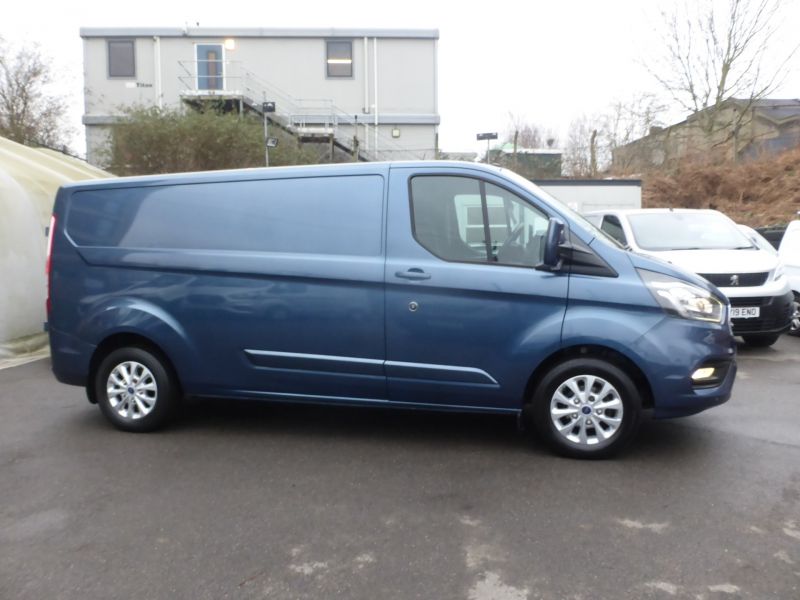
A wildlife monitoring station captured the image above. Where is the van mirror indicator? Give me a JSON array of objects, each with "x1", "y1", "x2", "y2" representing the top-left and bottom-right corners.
[{"x1": 537, "y1": 218, "x2": 565, "y2": 271}]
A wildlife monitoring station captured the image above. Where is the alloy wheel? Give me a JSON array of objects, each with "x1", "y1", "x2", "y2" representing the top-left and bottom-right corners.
[
  {"x1": 106, "y1": 361, "x2": 158, "y2": 420},
  {"x1": 549, "y1": 374, "x2": 624, "y2": 446}
]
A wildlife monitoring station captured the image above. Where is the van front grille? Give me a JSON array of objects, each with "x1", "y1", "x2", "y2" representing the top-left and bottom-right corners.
[
  {"x1": 729, "y1": 296, "x2": 771, "y2": 307},
  {"x1": 699, "y1": 272, "x2": 769, "y2": 287}
]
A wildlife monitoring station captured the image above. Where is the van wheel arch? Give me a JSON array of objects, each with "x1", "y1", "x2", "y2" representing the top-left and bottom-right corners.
[
  {"x1": 523, "y1": 345, "x2": 654, "y2": 412},
  {"x1": 87, "y1": 333, "x2": 183, "y2": 404}
]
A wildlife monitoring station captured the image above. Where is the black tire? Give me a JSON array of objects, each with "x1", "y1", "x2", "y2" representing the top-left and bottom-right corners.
[
  {"x1": 788, "y1": 296, "x2": 800, "y2": 337},
  {"x1": 530, "y1": 358, "x2": 642, "y2": 459},
  {"x1": 742, "y1": 333, "x2": 781, "y2": 347},
  {"x1": 94, "y1": 347, "x2": 179, "y2": 432}
]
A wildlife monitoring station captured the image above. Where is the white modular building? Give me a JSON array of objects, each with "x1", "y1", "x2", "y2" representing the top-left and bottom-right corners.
[{"x1": 80, "y1": 27, "x2": 440, "y2": 165}]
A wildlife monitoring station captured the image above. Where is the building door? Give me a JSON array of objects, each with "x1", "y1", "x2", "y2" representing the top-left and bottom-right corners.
[{"x1": 196, "y1": 44, "x2": 224, "y2": 90}]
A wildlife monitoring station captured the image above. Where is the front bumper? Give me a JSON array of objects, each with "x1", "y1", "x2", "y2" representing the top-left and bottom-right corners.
[
  {"x1": 629, "y1": 316, "x2": 737, "y2": 419},
  {"x1": 651, "y1": 357, "x2": 736, "y2": 419},
  {"x1": 728, "y1": 290, "x2": 794, "y2": 335}
]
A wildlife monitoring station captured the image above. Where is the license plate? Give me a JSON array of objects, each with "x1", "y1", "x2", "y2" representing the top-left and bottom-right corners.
[{"x1": 730, "y1": 306, "x2": 760, "y2": 319}]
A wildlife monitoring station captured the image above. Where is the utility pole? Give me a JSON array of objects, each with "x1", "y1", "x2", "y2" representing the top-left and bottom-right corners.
[
  {"x1": 263, "y1": 111, "x2": 269, "y2": 167},
  {"x1": 262, "y1": 101, "x2": 276, "y2": 167},
  {"x1": 353, "y1": 115, "x2": 360, "y2": 161},
  {"x1": 476, "y1": 132, "x2": 498, "y2": 164}
]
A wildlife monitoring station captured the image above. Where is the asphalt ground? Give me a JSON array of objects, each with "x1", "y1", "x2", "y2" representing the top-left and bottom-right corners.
[{"x1": 1, "y1": 337, "x2": 799, "y2": 600}]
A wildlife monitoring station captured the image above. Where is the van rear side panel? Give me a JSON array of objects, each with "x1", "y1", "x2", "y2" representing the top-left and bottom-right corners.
[{"x1": 48, "y1": 172, "x2": 388, "y2": 400}]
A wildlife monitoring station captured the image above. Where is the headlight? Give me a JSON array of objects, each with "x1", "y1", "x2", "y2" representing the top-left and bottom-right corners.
[
  {"x1": 773, "y1": 265, "x2": 784, "y2": 281},
  {"x1": 637, "y1": 269, "x2": 726, "y2": 323}
]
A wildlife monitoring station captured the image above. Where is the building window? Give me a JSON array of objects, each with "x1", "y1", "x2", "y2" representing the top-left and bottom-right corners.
[
  {"x1": 107, "y1": 39, "x2": 135, "y2": 78},
  {"x1": 326, "y1": 41, "x2": 352, "y2": 78}
]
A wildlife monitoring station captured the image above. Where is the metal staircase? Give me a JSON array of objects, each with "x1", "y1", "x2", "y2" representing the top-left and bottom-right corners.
[{"x1": 177, "y1": 60, "x2": 419, "y2": 162}]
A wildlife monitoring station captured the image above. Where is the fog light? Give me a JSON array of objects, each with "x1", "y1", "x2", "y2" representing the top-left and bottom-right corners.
[{"x1": 692, "y1": 367, "x2": 716, "y2": 381}]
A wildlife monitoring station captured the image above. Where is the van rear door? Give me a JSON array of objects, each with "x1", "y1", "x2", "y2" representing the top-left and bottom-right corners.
[{"x1": 383, "y1": 167, "x2": 569, "y2": 410}]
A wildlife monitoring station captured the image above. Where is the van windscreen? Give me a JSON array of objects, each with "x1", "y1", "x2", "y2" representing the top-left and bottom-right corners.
[{"x1": 627, "y1": 212, "x2": 755, "y2": 251}]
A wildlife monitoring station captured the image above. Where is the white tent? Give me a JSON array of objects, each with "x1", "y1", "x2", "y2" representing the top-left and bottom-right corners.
[{"x1": 0, "y1": 136, "x2": 112, "y2": 358}]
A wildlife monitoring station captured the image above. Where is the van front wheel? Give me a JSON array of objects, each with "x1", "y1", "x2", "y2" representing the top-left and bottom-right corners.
[
  {"x1": 788, "y1": 295, "x2": 800, "y2": 337},
  {"x1": 94, "y1": 347, "x2": 179, "y2": 432},
  {"x1": 530, "y1": 359, "x2": 641, "y2": 459}
]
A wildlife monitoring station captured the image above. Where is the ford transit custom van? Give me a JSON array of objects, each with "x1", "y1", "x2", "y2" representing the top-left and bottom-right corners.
[{"x1": 48, "y1": 162, "x2": 736, "y2": 458}]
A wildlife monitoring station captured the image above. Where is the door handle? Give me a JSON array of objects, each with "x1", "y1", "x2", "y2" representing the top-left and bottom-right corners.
[{"x1": 395, "y1": 268, "x2": 431, "y2": 281}]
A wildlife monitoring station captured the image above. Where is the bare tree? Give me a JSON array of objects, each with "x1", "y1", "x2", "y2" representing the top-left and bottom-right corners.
[
  {"x1": 650, "y1": 0, "x2": 796, "y2": 142},
  {"x1": 563, "y1": 115, "x2": 599, "y2": 177},
  {"x1": 563, "y1": 95, "x2": 666, "y2": 177},
  {"x1": 0, "y1": 38, "x2": 70, "y2": 149},
  {"x1": 504, "y1": 114, "x2": 558, "y2": 149},
  {"x1": 603, "y1": 93, "x2": 667, "y2": 173},
  {"x1": 602, "y1": 93, "x2": 666, "y2": 152}
]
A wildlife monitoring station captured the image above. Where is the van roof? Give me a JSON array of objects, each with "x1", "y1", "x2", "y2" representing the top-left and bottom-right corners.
[{"x1": 59, "y1": 161, "x2": 505, "y2": 191}]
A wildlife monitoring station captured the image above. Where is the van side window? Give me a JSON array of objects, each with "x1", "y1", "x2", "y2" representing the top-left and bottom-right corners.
[
  {"x1": 67, "y1": 176, "x2": 384, "y2": 256},
  {"x1": 601, "y1": 215, "x2": 627, "y2": 246},
  {"x1": 410, "y1": 176, "x2": 549, "y2": 267},
  {"x1": 411, "y1": 176, "x2": 486, "y2": 262}
]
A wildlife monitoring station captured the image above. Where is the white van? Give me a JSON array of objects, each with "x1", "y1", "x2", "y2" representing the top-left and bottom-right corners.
[
  {"x1": 777, "y1": 220, "x2": 800, "y2": 336},
  {"x1": 585, "y1": 209, "x2": 793, "y2": 347}
]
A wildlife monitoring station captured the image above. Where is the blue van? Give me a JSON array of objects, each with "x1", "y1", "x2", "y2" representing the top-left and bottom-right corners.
[{"x1": 47, "y1": 162, "x2": 736, "y2": 458}]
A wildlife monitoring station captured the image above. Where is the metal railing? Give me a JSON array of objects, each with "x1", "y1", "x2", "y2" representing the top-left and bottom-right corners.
[
  {"x1": 328, "y1": 106, "x2": 422, "y2": 161},
  {"x1": 178, "y1": 60, "x2": 249, "y2": 95},
  {"x1": 177, "y1": 60, "x2": 423, "y2": 161}
]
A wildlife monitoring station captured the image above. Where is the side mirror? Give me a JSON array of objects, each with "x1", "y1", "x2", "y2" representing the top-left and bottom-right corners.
[{"x1": 537, "y1": 218, "x2": 566, "y2": 271}]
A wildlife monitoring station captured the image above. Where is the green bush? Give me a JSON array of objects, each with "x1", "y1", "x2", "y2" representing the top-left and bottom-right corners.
[{"x1": 106, "y1": 106, "x2": 320, "y2": 176}]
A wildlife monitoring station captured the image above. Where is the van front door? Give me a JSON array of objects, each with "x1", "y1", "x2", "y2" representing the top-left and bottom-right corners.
[{"x1": 384, "y1": 168, "x2": 569, "y2": 410}]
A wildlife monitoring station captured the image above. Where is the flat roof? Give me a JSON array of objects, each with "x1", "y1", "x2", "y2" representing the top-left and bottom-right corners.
[
  {"x1": 533, "y1": 179, "x2": 642, "y2": 187},
  {"x1": 499, "y1": 148, "x2": 563, "y2": 155},
  {"x1": 80, "y1": 27, "x2": 440, "y2": 40}
]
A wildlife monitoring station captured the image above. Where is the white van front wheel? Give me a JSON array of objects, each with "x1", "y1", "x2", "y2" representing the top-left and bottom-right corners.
[
  {"x1": 789, "y1": 295, "x2": 800, "y2": 337},
  {"x1": 531, "y1": 358, "x2": 642, "y2": 459}
]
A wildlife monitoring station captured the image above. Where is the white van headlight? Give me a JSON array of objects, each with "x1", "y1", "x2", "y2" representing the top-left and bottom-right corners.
[
  {"x1": 637, "y1": 269, "x2": 726, "y2": 324},
  {"x1": 773, "y1": 265, "x2": 784, "y2": 281}
]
